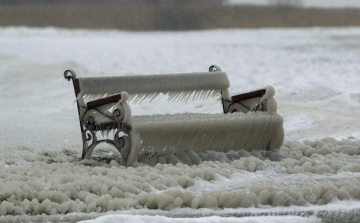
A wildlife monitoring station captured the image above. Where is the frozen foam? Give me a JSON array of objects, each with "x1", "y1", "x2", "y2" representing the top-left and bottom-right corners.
[{"x1": 0, "y1": 137, "x2": 360, "y2": 218}]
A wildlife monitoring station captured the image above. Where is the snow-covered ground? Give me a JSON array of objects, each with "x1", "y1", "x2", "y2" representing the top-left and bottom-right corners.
[{"x1": 0, "y1": 26, "x2": 360, "y2": 222}]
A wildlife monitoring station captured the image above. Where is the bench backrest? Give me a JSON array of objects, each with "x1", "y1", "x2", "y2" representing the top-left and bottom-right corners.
[{"x1": 74, "y1": 70, "x2": 230, "y2": 106}]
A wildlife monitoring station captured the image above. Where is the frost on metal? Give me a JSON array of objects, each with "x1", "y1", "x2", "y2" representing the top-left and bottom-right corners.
[{"x1": 64, "y1": 66, "x2": 284, "y2": 166}]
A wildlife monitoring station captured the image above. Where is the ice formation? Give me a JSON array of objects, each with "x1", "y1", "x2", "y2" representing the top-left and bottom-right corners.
[
  {"x1": 260, "y1": 85, "x2": 277, "y2": 112},
  {"x1": 81, "y1": 92, "x2": 132, "y2": 126},
  {"x1": 2, "y1": 27, "x2": 360, "y2": 223},
  {"x1": 74, "y1": 67, "x2": 283, "y2": 167},
  {"x1": 79, "y1": 90, "x2": 284, "y2": 166},
  {"x1": 77, "y1": 71, "x2": 230, "y2": 104},
  {"x1": 0, "y1": 137, "x2": 360, "y2": 222},
  {"x1": 131, "y1": 112, "x2": 284, "y2": 161}
]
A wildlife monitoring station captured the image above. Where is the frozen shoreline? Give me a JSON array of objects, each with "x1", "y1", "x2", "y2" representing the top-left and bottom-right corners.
[{"x1": 0, "y1": 27, "x2": 360, "y2": 222}]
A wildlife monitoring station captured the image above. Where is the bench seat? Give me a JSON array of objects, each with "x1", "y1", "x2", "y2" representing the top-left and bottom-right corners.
[{"x1": 131, "y1": 112, "x2": 284, "y2": 157}]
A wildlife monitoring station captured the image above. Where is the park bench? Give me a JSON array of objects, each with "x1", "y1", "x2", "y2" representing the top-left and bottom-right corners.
[{"x1": 64, "y1": 65, "x2": 284, "y2": 166}]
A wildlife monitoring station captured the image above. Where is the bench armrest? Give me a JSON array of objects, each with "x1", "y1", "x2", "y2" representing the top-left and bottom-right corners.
[
  {"x1": 87, "y1": 94, "x2": 122, "y2": 109},
  {"x1": 231, "y1": 88, "x2": 266, "y2": 102},
  {"x1": 222, "y1": 88, "x2": 268, "y2": 114}
]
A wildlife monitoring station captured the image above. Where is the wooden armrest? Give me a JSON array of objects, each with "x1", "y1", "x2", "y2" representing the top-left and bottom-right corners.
[
  {"x1": 87, "y1": 94, "x2": 122, "y2": 109},
  {"x1": 231, "y1": 88, "x2": 266, "y2": 102}
]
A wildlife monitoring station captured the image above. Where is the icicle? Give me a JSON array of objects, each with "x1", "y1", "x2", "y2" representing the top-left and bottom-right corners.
[
  {"x1": 139, "y1": 93, "x2": 156, "y2": 104},
  {"x1": 201, "y1": 90, "x2": 209, "y2": 100},
  {"x1": 140, "y1": 93, "x2": 150, "y2": 103},
  {"x1": 127, "y1": 94, "x2": 136, "y2": 102},
  {"x1": 167, "y1": 91, "x2": 179, "y2": 102},
  {"x1": 149, "y1": 92, "x2": 160, "y2": 102},
  {"x1": 197, "y1": 90, "x2": 204, "y2": 100},
  {"x1": 180, "y1": 91, "x2": 191, "y2": 103},
  {"x1": 177, "y1": 92, "x2": 188, "y2": 103},
  {"x1": 101, "y1": 130, "x2": 105, "y2": 138},
  {"x1": 192, "y1": 90, "x2": 200, "y2": 101},
  {"x1": 184, "y1": 91, "x2": 193, "y2": 103},
  {"x1": 130, "y1": 93, "x2": 158, "y2": 104},
  {"x1": 146, "y1": 92, "x2": 156, "y2": 100},
  {"x1": 205, "y1": 90, "x2": 213, "y2": 100},
  {"x1": 211, "y1": 90, "x2": 220, "y2": 98},
  {"x1": 132, "y1": 94, "x2": 143, "y2": 104}
]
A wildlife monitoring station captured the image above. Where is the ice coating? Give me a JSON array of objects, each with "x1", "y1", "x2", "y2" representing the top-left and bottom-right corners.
[
  {"x1": 77, "y1": 88, "x2": 284, "y2": 166},
  {"x1": 81, "y1": 93, "x2": 132, "y2": 125},
  {"x1": 0, "y1": 137, "x2": 360, "y2": 222},
  {"x1": 77, "y1": 72, "x2": 229, "y2": 104},
  {"x1": 261, "y1": 85, "x2": 277, "y2": 112},
  {"x1": 131, "y1": 112, "x2": 284, "y2": 161},
  {"x1": 74, "y1": 66, "x2": 283, "y2": 167}
]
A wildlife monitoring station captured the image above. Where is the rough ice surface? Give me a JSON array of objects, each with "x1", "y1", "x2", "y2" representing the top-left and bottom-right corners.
[
  {"x1": 77, "y1": 71, "x2": 229, "y2": 104},
  {"x1": 78, "y1": 215, "x2": 322, "y2": 223},
  {"x1": 1, "y1": 137, "x2": 360, "y2": 222},
  {"x1": 1, "y1": 27, "x2": 360, "y2": 222},
  {"x1": 76, "y1": 71, "x2": 283, "y2": 165},
  {"x1": 77, "y1": 72, "x2": 229, "y2": 95},
  {"x1": 132, "y1": 112, "x2": 284, "y2": 162}
]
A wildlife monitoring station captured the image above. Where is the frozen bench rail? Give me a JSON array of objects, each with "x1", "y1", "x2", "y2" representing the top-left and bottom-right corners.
[{"x1": 64, "y1": 65, "x2": 284, "y2": 166}]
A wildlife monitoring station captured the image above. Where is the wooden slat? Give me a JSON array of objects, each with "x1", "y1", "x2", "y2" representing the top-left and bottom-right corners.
[
  {"x1": 87, "y1": 94, "x2": 122, "y2": 109},
  {"x1": 231, "y1": 89, "x2": 266, "y2": 102}
]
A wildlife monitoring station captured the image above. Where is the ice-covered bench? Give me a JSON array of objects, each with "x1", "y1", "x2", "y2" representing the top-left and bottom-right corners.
[{"x1": 64, "y1": 65, "x2": 284, "y2": 166}]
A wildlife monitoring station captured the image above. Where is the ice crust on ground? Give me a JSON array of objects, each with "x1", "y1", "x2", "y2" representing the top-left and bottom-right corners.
[
  {"x1": 0, "y1": 137, "x2": 360, "y2": 222},
  {"x1": 1, "y1": 27, "x2": 360, "y2": 222},
  {"x1": 78, "y1": 215, "x2": 322, "y2": 223}
]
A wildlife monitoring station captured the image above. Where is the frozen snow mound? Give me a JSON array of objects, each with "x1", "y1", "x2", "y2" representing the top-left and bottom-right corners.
[{"x1": 64, "y1": 66, "x2": 284, "y2": 166}]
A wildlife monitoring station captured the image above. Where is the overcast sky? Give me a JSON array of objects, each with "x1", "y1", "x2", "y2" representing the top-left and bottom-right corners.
[{"x1": 227, "y1": 0, "x2": 360, "y2": 8}]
